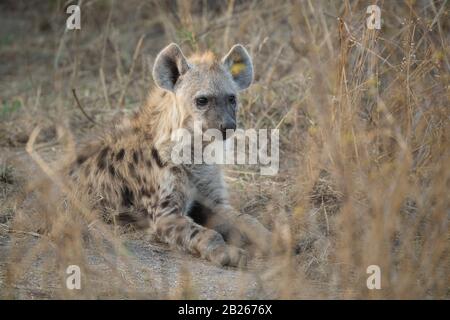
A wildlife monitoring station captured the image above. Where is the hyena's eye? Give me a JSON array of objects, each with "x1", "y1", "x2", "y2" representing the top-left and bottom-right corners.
[
  {"x1": 228, "y1": 95, "x2": 236, "y2": 106},
  {"x1": 195, "y1": 96, "x2": 209, "y2": 108}
]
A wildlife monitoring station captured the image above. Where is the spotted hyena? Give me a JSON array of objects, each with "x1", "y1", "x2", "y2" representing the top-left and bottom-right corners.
[{"x1": 68, "y1": 43, "x2": 271, "y2": 267}]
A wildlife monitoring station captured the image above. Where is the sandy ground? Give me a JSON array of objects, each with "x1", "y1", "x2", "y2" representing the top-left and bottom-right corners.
[{"x1": 0, "y1": 234, "x2": 273, "y2": 299}]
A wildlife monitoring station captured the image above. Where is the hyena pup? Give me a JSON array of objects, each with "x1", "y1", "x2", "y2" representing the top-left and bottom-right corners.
[{"x1": 68, "y1": 43, "x2": 271, "y2": 267}]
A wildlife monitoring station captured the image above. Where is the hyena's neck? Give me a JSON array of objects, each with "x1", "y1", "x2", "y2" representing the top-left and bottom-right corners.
[{"x1": 128, "y1": 88, "x2": 191, "y2": 152}]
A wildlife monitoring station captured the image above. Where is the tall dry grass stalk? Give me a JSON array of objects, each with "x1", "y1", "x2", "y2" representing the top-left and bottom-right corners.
[{"x1": 0, "y1": 0, "x2": 448, "y2": 299}]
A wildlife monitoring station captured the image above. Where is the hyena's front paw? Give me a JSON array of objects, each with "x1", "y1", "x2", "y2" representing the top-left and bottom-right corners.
[
  {"x1": 236, "y1": 215, "x2": 272, "y2": 255},
  {"x1": 207, "y1": 244, "x2": 248, "y2": 268}
]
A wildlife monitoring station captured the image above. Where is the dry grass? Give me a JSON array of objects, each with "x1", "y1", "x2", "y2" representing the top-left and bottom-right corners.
[{"x1": 0, "y1": 0, "x2": 448, "y2": 299}]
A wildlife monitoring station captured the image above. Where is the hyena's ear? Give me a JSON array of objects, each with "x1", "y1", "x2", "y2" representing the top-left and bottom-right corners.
[
  {"x1": 221, "y1": 44, "x2": 253, "y2": 91},
  {"x1": 152, "y1": 43, "x2": 190, "y2": 92}
]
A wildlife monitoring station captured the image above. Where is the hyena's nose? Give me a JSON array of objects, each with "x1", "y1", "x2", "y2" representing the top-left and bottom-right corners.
[{"x1": 220, "y1": 121, "x2": 236, "y2": 140}]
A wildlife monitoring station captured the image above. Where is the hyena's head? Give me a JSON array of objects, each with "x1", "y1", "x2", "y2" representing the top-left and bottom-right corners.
[{"x1": 152, "y1": 43, "x2": 253, "y2": 139}]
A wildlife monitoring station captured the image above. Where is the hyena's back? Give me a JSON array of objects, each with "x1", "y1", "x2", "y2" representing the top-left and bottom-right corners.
[{"x1": 68, "y1": 126, "x2": 169, "y2": 227}]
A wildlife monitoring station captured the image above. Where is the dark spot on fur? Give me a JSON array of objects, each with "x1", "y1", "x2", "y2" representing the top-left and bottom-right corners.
[
  {"x1": 170, "y1": 166, "x2": 182, "y2": 175},
  {"x1": 141, "y1": 187, "x2": 152, "y2": 197},
  {"x1": 190, "y1": 229, "x2": 200, "y2": 240},
  {"x1": 146, "y1": 160, "x2": 152, "y2": 168},
  {"x1": 144, "y1": 132, "x2": 153, "y2": 140},
  {"x1": 76, "y1": 154, "x2": 88, "y2": 165},
  {"x1": 151, "y1": 147, "x2": 165, "y2": 168},
  {"x1": 160, "y1": 200, "x2": 170, "y2": 209},
  {"x1": 132, "y1": 150, "x2": 139, "y2": 164},
  {"x1": 97, "y1": 147, "x2": 109, "y2": 170},
  {"x1": 116, "y1": 149, "x2": 125, "y2": 161},
  {"x1": 121, "y1": 186, "x2": 134, "y2": 207},
  {"x1": 108, "y1": 164, "x2": 115, "y2": 176},
  {"x1": 118, "y1": 208, "x2": 150, "y2": 229}
]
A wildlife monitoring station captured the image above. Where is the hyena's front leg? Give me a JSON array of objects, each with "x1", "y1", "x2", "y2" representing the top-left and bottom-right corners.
[
  {"x1": 215, "y1": 205, "x2": 272, "y2": 255},
  {"x1": 188, "y1": 166, "x2": 271, "y2": 253},
  {"x1": 190, "y1": 200, "x2": 271, "y2": 254},
  {"x1": 150, "y1": 173, "x2": 247, "y2": 267}
]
